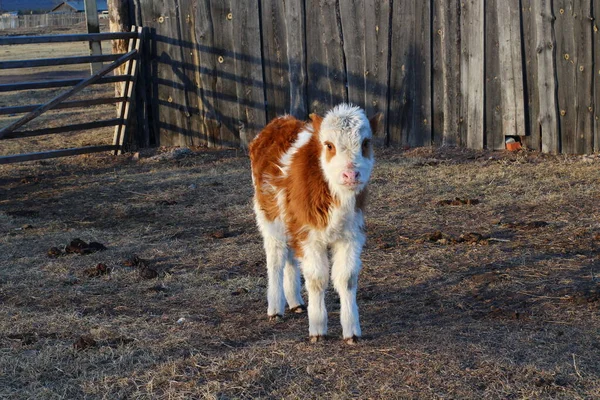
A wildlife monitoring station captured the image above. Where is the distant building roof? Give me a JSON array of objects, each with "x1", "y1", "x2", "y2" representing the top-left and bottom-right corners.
[{"x1": 51, "y1": 1, "x2": 108, "y2": 13}]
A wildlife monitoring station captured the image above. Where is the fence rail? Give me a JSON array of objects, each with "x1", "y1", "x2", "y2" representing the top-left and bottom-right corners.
[{"x1": 129, "y1": 0, "x2": 600, "y2": 154}]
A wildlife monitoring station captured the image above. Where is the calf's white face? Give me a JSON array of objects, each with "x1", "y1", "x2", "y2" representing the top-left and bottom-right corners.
[{"x1": 317, "y1": 105, "x2": 375, "y2": 195}]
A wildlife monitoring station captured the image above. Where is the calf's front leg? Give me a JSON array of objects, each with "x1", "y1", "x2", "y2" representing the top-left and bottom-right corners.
[
  {"x1": 300, "y1": 243, "x2": 329, "y2": 341},
  {"x1": 331, "y1": 238, "x2": 363, "y2": 343}
]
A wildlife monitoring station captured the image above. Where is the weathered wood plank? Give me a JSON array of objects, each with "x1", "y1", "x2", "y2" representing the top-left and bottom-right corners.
[
  {"x1": 108, "y1": 4, "x2": 146, "y2": 148},
  {"x1": 530, "y1": 0, "x2": 560, "y2": 153},
  {"x1": 0, "y1": 54, "x2": 125, "y2": 70},
  {"x1": 0, "y1": 145, "x2": 119, "y2": 165},
  {"x1": 172, "y1": 0, "x2": 204, "y2": 147},
  {"x1": 284, "y1": 1, "x2": 308, "y2": 119},
  {"x1": 261, "y1": 1, "x2": 290, "y2": 120},
  {"x1": 339, "y1": 0, "x2": 390, "y2": 141},
  {"x1": 150, "y1": 0, "x2": 194, "y2": 147},
  {"x1": 594, "y1": 0, "x2": 600, "y2": 151},
  {"x1": 113, "y1": 27, "x2": 142, "y2": 154},
  {"x1": 209, "y1": 1, "x2": 247, "y2": 146},
  {"x1": 0, "y1": 32, "x2": 137, "y2": 45},
  {"x1": 232, "y1": 0, "x2": 266, "y2": 147},
  {"x1": 485, "y1": 0, "x2": 503, "y2": 149},
  {"x1": 0, "y1": 76, "x2": 129, "y2": 92},
  {"x1": 305, "y1": 0, "x2": 348, "y2": 115},
  {"x1": 432, "y1": 0, "x2": 461, "y2": 146},
  {"x1": 554, "y1": 0, "x2": 593, "y2": 154},
  {"x1": 521, "y1": 0, "x2": 540, "y2": 151},
  {"x1": 460, "y1": 0, "x2": 485, "y2": 149},
  {"x1": 192, "y1": 0, "x2": 221, "y2": 147},
  {"x1": 136, "y1": 26, "x2": 153, "y2": 147},
  {"x1": 389, "y1": 0, "x2": 432, "y2": 147},
  {"x1": 260, "y1": 1, "x2": 307, "y2": 121},
  {"x1": 496, "y1": 0, "x2": 526, "y2": 147},
  {"x1": 108, "y1": 0, "x2": 132, "y2": 85},
  {"x1": 2, "y1": 119, "x2": 122, "y2": 139}
]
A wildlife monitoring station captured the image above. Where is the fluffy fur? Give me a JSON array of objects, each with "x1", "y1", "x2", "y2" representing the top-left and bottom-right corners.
[{"x1": 249, "y1": 104, "x2": 379, "y2": 343}]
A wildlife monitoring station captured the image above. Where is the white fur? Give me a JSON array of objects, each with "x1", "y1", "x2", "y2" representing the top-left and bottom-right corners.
[
  {"x1": 319, "y1": 104, "x2": 374, "y2": 202},
  {"x1": 279, "y1": 128, "x2": 312, "y2": 175}
]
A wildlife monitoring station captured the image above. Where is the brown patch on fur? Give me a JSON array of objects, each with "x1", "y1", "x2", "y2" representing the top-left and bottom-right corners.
[
  {"x1": 283, "y1": 132, "x2": 336, "y2": 258},
  {"x1": 324, "y1": 141, "x2": 336, "y2": 162},
  {"x1": 250, "y1": 114, "x2": 338, "y2": 260},
  {"x1": 249, "y1": 116, "x2": 306, "y2": 221},
  {"x1": 309, "y1": 113, "x2": 323, "y2": 132}
]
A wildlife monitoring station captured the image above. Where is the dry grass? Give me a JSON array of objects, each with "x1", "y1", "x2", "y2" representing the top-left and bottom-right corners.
[{"x1": 1, "y1": 146, "x2": 600, "y2": 399}]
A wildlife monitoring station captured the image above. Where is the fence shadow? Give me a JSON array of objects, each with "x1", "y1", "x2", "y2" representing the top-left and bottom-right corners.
[{"x1": 138, "y1": 30, "x2": 431, "y2": 148}]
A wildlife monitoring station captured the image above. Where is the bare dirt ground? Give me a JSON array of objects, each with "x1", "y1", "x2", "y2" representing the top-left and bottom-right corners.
[
  {"x1": 0, "y1": 21, "x2": 116, "y2": 157},
  {"x1": 1, "y1": 146, "x2": 600, "y2": 399}
]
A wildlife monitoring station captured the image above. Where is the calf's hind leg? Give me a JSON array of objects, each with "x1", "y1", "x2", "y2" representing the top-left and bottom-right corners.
[
  {"x1": 284, "y1": 251, "x2": 305, "y2": 313},
  {"x1": 254, "y1": 205, "x2": 287, "y2": 319},
  {"x1": 264, "y1": 235, "x2": 287, "y2": 319}
]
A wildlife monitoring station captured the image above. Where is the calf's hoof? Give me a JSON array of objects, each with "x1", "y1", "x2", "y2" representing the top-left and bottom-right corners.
[
  {"x1": 344, "y1": 336, "x2": 360, "y2": 345},
  {"x1": 309, "y1": 335, "x2": 325, "y2": 343},
  {"x1": 289, "y1": 304, "x2": 306, "y2": 314},
  {"x1": 268, "y1": 314, "x2": 283, "y2": 322}
]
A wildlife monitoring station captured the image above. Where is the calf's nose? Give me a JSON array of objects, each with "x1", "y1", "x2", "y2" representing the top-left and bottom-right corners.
[{"x1": 342, "y1": 170, "x2": 360, "y2": 182}]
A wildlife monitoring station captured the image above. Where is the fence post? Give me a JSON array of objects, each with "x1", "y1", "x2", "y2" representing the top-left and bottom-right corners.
[{"x1": 84, "y1": 0, "x2": 103, "y2": 74}]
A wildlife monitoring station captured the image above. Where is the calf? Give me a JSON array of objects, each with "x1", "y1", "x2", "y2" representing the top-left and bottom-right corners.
[{"x1": 249, "y1": 104, "x2": 378, "y2": 344}]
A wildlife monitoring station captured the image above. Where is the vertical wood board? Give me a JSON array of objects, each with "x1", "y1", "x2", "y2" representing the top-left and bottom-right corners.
[
  {"x1": 594, "y1": 0, "x2": 600, "y2": 151},
  {"x1": 554, "y1": 0, "x2": 593, "y2": 154},
  {"x1": 193, "y1": 0, "x2": 221, "y2": 147},
  {"x1": 232, "y1": 0, "x2": 266, "y2": 147},
  {"x1": 496, "y1": 0, "x2": 526, "y2": 140},
  {"x1": 485, "y1": 0, "x2": 504, "y2": 150},
  {"x1": 305, "y1": 0, "x2": 348, "y2": 115},
  {"x1": 339, "y1": 0, "x2": 390, "y2": 140},
  {"x1": 521, "y1": 0, "x2": 541, "y2": 151},
  {"x1": 284, "y1": 0, "x2": 308, "y2": 119},
  {"x1": 388, "y1": 0, "x2": 432, "y2": 147},
  {"x1": 432, "y1": 0, "x2": 462, "y2": 146},
  {"x1": 532, "y1": 0, "x2": 560, "y2": 153},
  {"x1": 261, "y1": 1, "x2": 292, "y2": 120},
  {"x1": 460, "y1": 0, "x2": 485, "y2": 149}
]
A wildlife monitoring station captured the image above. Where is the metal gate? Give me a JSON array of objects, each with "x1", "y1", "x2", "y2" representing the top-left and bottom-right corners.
[{"x1": 0, "y1": 27, "x2": 142, "y2": 164}]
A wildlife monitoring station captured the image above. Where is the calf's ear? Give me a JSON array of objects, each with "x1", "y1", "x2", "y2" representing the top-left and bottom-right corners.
[
  {"x1": 309, "y1": 113, "x2": 324, "y2": 133},
  {"x1": 369, "y1": 113, "x2": 383, "y2": 136}
]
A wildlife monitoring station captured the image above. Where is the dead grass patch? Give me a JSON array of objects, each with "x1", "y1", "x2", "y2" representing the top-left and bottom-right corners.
[{"x1": 1, "y1": 146, "x2": 600, "y2": 398}]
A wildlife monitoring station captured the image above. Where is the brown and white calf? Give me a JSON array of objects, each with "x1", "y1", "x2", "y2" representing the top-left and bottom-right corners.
[{"x1": 249, "y1": 104, "x2": 379, "y2": 343}]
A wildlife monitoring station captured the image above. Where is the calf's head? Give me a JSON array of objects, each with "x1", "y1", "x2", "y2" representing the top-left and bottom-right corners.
[{"x1": 311, "y1": 104, "x2": 380, "y2": 196}]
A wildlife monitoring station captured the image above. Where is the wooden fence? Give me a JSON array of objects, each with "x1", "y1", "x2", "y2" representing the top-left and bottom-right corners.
[
  {"x1": 124, "y1": 0, "x2": 600, "y2": 154},
  {"x1": 0, "y1": 14, "x2": 87, "y2": 30}
]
